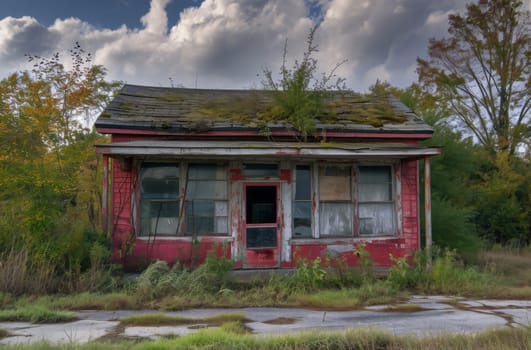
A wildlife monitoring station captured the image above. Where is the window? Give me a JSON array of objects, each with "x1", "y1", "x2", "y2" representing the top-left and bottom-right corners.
[
  {"x1": 358, "y1": 166, "x2": 395, "y2": 235},
  {"x1": 241, "y1": 163, "x2": 278, "y2": 178},
  {"x1": 140, "y1": 164, "x2": 180, "y2": 236},
  {"x1": 185, "y1": 164, "x2": 228, "y2": 235},
  {"x1": 293, "y1": 165, "x2": 312, "y2": 238},
  {"x1": 319, "y1": 165, "x2": 353, "y2": 236}
]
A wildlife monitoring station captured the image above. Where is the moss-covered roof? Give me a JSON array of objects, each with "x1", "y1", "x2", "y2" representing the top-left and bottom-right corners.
[{"x1": 95, "y1": 84, "x2": 433, "y2": 135}]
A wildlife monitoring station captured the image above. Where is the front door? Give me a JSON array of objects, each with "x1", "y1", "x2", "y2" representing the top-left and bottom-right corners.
[{"x1": 243, "y1": 183, "x2": 280, "y2": 268}]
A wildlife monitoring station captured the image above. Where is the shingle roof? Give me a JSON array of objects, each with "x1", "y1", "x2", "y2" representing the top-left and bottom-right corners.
[{"x1": 95, "y1": 84, "x2": 433, "y2": 135}]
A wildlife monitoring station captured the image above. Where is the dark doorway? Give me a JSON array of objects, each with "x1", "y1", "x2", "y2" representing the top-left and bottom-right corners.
[{"x1": 246, "y1": 186, "x2": 276, "y2": 224}]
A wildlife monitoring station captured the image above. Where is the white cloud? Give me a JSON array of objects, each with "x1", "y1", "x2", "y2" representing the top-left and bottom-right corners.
[{"x1": 0, "y1": 0, "x2": 468, "y2": 91}]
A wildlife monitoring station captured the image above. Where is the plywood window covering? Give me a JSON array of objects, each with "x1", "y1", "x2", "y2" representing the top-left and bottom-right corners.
[
  {"x1": 358, "y1": 166, "x2": 395, "y2": 235},
  {"x1": 139, "y1": 164, "x2": 180, "y2": 236},
  {"x1": 319, "y1": 165, "x2": 353, "y2": 236},
  {"x1": 185, "y1": 164, "x2": 228, "y2": 235},
  {"x1": 293, "y1": 165, "x2": 312, "y2": 238}
]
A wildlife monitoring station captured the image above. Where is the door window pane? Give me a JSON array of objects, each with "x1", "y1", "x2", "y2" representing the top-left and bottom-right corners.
[
  {"x1": 246, "y1": 227, "x2": 277, "y2": 248},
  {"x1": 246, "y1": 186, "x2": 276, "y2": 224}
]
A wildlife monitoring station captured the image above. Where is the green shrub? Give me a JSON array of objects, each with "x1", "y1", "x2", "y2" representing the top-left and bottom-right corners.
[
  {"x1": 292, "y1": 257, "x2": 327, "y2": 292},
  {"x1": 387, "y1": 250, "x2": 428, "y2": 290},
  {"x1": 135, "y1": 256, "x2": 234, "y2": 301}
]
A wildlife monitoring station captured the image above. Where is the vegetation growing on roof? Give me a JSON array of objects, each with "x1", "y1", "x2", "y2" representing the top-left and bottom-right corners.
[
  {"x1": 163, "y1": 26, "x2": 408, "y2": 133},
  {"x1": 261, "y1": 25, "x2": 347, "y2": 139}
]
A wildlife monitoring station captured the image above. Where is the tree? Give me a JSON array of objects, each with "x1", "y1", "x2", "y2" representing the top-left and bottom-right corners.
[
  {"x1": 262, "y1": 26, "x2": 347, "y2": 139},
  {"x1": 26, "y1": 42, "x2": 120, "y2": 145},
  {"x1": 417, "y1": 0, "x2": 530, "y2": 156},
  {"x1": 0, "y1": 45, "x2": 120, "y2": 291}
]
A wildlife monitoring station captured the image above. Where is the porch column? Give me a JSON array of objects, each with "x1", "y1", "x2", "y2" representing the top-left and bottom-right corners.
[
  {"x1": 102, "y1": 154, "x2": 109, "y2": 235},
  {"x1": 424, "y1": 155, "x2": 432, "y2": 268}
]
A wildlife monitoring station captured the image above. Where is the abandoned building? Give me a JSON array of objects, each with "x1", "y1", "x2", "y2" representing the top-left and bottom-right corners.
[{"x1": 95, "y1": 84, "x2": 440, "y2": 269}]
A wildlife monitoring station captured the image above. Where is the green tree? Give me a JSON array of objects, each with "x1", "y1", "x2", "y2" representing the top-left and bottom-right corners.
[
  {"x1": 417, "y1": 0, "x2": 530, "y2": 156},
  {"x1": 262, "y1": 26, "x2": 347, "y2": 139},
  {"x1": 0, "y1": 45, "x2": 120, "y2": 284}
]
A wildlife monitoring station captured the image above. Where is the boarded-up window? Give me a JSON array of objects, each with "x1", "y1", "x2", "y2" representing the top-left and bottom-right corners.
[
  {"x1": 185, "y1": 164, "x2": 228, "y2": 235},
  {"x1": 293, "y1": 165, "x2": 312, "y2": 238},
  {"x1": 140, "y1": 164, "x2": 180, "y2": 236},
  {"x1": 358, "y1": 166, "x2": 394, "y2": 235},
  {"x1": 319, "y1": 165, "x2": 353, "y2": 236}
]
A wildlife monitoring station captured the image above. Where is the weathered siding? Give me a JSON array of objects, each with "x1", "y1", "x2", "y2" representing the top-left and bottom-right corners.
[
  {"x1": 401, "y1": 159, "x2": 419, "y2": 249},
  {"x1": 109, "y1": 151, "x2": 421, "y2": 269},
  {"x1": 111, "y1": 160, "x2": 134, "y2": 263}
]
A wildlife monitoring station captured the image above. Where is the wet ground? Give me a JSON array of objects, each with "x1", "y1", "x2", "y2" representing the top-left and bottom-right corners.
[{"x1": 1, "y1": 296, "x2": 530, "y2": 345}]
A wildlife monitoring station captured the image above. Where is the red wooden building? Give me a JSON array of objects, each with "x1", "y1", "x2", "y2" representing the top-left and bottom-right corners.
[{"x1": 95, "y1": 85, "x2": 440, "y2": 270}]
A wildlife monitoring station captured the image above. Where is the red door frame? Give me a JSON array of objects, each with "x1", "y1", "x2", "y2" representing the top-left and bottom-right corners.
[{"x1": 243, "y1": 182, "x2": 281, "y2": 268}]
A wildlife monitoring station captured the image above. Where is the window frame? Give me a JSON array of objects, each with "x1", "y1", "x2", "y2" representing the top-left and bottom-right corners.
[
  {"x1": 317, "y1": 164, "x2": 354, "y2": 238},
  {"x1": 184, "y1": 163, "x2": 229, "y2": 236},
  {"x1": 137, "y1": 163, "x2": 181, "y2": 237},
  {"x1": 356, "y1": 164, "x2": 396, "y2": 237},
  {"x1": 296, "y1": 162, "x2": 398, "y2": 239},
  {"x1": 292, "y1": 164, "x2": 313, "y2": 239},
  {"x1": 136, "y1": 161, "x2": 229, "y2": 238}
]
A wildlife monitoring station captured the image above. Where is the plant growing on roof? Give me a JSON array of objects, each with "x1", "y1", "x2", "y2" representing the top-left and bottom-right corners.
[{"x1": 262, "y1": 25, "x2": 347, "y2": 140}]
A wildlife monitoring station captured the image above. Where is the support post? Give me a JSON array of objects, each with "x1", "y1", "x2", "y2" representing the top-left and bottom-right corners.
[
  {"x1": 102, "y1": 155, "x2": 109, "y2": 235},
  {"x1": 424, "y1": 155, "x2": 432, "y2": 269}
]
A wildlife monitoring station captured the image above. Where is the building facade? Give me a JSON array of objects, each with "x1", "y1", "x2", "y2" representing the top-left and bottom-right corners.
[{"x1": 95, "y1": 85, "x2": 440, "y2": 269}]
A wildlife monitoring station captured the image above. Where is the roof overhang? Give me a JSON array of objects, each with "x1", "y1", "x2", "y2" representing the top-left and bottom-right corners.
[{"x1": 95, "y1": 140, "x2": 441, "y2": 159}]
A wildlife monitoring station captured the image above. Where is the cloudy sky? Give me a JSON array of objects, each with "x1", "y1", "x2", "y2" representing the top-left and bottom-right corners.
[{"x1": 1, "y1": 0, "x2": 527, "y2": 92}]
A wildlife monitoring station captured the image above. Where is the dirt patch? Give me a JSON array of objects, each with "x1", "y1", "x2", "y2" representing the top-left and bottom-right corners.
[
  {"x1": 262, "y1": 317, "x2": 299, "y2": 325},
  {"x1": 381, "y1": 304, "x2": 428, "y2": 313}
]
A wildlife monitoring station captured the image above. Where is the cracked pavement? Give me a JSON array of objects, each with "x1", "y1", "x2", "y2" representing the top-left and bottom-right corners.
[{"x1": 0, "y1": 296, "x2": 529, "y2": 345}]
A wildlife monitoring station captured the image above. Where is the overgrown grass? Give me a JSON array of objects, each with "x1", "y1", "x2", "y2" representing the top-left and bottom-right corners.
[
  {"x1": 1, "y1": 246, "x2": 529, "y2": 317},
  {"x1": 0, "y1": 305, "x2": 76, "y2": 323},
  {"x1": 292, "y1": 281, "x2": 403, "y2": 310},
  {"x1": 1, "y1": 326, "x2": 529, "y2": 349},
  {"x1": 39, "y1": 292, "x2": 141, "y2": 311}
]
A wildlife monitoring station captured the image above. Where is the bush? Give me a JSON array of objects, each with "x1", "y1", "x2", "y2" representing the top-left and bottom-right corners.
[
  {"x1": 387, "y1": 250, "x2": 428, "y2": 290},
  {"x1": 136, "y1": 256, "x2": 234, "y2": 301}
]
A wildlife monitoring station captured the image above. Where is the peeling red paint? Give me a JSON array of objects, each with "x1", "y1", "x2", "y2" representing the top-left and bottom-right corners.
[
  {"x1": 230, "y1": 168, "x2": 245, "y2": 181},
  {"x1": 106, "y1": 130, "x2": 427, "y2": 270},
  {"x1": 279, "y1": 169, "x2": 291, "y2": 183}
]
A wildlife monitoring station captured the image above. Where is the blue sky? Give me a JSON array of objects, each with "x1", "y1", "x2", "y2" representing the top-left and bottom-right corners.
[
  {"x1": 0, "y1": 0, "x2": 196, "y2": 29},
  {"x1": 0, "y1": 0, "x2": 488, "y2": 91}
]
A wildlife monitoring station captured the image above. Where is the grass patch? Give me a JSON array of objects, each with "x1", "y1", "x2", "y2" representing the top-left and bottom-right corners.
[
  {"x1": 130, "y1": 326, "x2": 531, "y2": 350},
  {"x1": 292, "y1": 281, "x2": 403, "y2": 310},
  {"x1": 220, "y1": 320, "x2": 251, "y2": 334},
  {"x1": 0, "y1": 324, "x2": 528, "y2": 349},
  {"x1": 0, "y1": 305, "x2": 76, "y2": 323},
  {"x1": 119, "y1": 312, "x2": 248, "y2": 327},
  {"x1": 41, "y1": 292, "x2": 141, "y2": 310}
]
